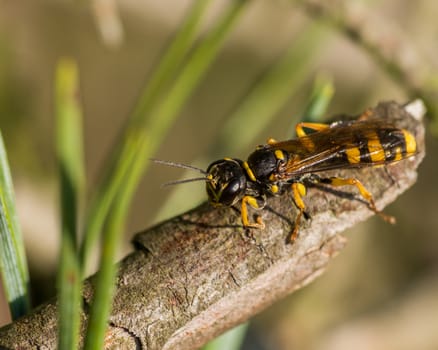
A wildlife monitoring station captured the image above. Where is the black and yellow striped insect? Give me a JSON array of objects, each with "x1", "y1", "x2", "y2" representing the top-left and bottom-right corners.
[{"x1": 155, "y1": 113, "x2": 417, "y2": 241}]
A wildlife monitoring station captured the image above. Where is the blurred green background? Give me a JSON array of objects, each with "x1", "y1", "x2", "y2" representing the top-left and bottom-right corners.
[{"x1": 0, "y1": 1, "x2": 437, "y2": 349}]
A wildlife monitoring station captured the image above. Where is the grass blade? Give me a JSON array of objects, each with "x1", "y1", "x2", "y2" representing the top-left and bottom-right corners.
[
  {"x1": 0, "y1": 132, "x2": 30, "y2": 320},
  {"x1": 55, "y1": 58, "x2": 85, "y2": 350},
  {"x1": 83, "y1": 2, "x2": 248, "y2": 349},
  {"x1": 202, "y1": 323, "x2": 249, "y2": 350},
  {"x1": 130, "y1": 0, "x2": 214, "y2": 125},
  {"x1": 286, "y1": 73, "x2": 334, "y2": 138},
  {"x1": 301, "y1": 73, "x2": 334, "y2": 122},
  {"x1": 79, "y1": 0, "x2": 213, "y2": 274},
  {"x1": 82, "y1": 141, "x2": 143, "y2": 350}
]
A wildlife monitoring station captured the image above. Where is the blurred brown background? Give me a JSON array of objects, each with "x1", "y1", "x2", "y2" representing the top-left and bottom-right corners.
[{"x1": 0, "y1": 0, "x2": 437, "y2": 349}]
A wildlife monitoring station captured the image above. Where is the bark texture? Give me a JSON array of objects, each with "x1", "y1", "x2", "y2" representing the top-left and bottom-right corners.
[{"x1": 0, "y1": 101, "x2": 426, "y2": 349}]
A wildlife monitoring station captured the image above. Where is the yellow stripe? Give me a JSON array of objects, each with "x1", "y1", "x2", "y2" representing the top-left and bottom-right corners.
[
  {"x1": 368, "y1": 136, "x2": 385, "y2": 162},
  {"x1": 243, "y1": 161, "x2": 257, "y2": 181},
  {"x1": 345, "y1": 147, "x2": 360, "y2": 164},
  {"x1": 402, "y1": 129, "x2": 416, "y2": 154}
]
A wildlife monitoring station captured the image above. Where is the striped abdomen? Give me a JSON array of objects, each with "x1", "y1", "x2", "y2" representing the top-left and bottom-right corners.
[{"x1": 344, "y1": 128, "x2": 417, "y2": 165}]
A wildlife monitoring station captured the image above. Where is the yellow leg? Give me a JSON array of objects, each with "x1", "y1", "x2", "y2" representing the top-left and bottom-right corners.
[
  {"x1": 291, "y1": 182, "x2": 307, "y2": 242},
  {"x1": 295, "y1": 122, "x2": 329, "y2": 138},
  {"x1": 325, "y1": 177, "x2": 395, "y2": 224},
  {"x1": 241, "y1": 195, "x2": 265, "y2": 229}
]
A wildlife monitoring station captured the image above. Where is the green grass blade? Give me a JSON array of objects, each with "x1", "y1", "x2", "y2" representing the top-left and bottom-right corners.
[
  {"x1": 202, "y1": 323, "x2": 249, "y2": 350},
  {"x1": 81, "y1": 215, "x2": 122, "y2": 350},
  {"x1": 301, "y1": 73, "x2": 334, "y2": 122},
  {"x1": 83, "y1": 3, "x2": 249, "y2": 348},
  {"x1": 139, "y1": 0, "x2": 249, "y2": 146},
  {"x1": 82, "y1": 138, "x2": 145, "y2": 350},
  {"x1": 130, "y1": 0, "x2": 213, "y2": 125},
  {"x1": 55, "y1": 58, "x2": 85, "y2": 350},
  {"x1": 285, "y1": 74, "x2": 334, "y2": 141},
  {"x1": 286, "y1": 73, "x2": 334, "y2": 138},
  {"x1": 79, "y1": 0, "x2": 213, "y2": 274},
  {"x1": 78, "y1": 136, "x2": 138, "y2": 274},
  {"x1": 0, "y1": 132, "x2": 30, "y2": 320}
]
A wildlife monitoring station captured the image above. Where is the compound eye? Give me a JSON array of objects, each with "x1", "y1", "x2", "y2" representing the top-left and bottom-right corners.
[{"x1": 220, "y1": 179, "x2": 244, "y2": 206}]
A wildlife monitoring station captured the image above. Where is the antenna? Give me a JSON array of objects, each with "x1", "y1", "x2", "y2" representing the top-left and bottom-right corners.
[
  {"x1": 161, "y1": 177, "x2": 210, "y2": 187},
  {"x1": 150, "y1": 158, "x2": 207, "y2": 175},
  {"x1": 151, "y1": 158, "x2": 210, "y2": 187}
]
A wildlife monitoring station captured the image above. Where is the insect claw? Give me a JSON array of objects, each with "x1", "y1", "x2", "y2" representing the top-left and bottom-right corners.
[
  {"x1": 377, "y1": 211, "x2": 396, "y2": 224},
  {"x1": 290, "y1": 226, "x2": 299, "y2": 242},
  {"x1": 289, "y1": 210, "x2": 303, "y2": 243},
  {"x1": 256, "y1": 216, "x2": 265, "y2": 229},
  {"x1": 245, "y1": 216, "x2": 265, "y2": 229}
]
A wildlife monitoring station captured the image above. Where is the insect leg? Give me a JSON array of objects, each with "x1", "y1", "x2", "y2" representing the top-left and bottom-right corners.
[
  {"x1": 266, "y1": 137, "x2": 278, "y2": 145},
  {"x1": 269, "y1": 122, "x2": 329, "y2": 145},
  {"x1": 290, "y1": 182, "x2": 307, "y2": 242},
  {"x1": 357, "y1": 108, "x2": 373, "y2": 120},
  {"x1": 319, "y1": 176, "x2": 396, "y2": 224},
  {"x1": 295, "y1": 122, "x2": 329, "y2": 138},
  {"x1": 241, "y1": 195, "x2": 265, "y2": 229}
]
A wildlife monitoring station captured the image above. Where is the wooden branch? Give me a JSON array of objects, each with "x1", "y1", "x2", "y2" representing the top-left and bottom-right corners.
[{"x1": 0, "y1": 101, "x2": 425, "y2": 349}]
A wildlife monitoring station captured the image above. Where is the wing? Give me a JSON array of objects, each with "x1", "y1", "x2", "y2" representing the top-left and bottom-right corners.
[{"x1": 268, "y1": 118, "x2": 416, "y2": 178}]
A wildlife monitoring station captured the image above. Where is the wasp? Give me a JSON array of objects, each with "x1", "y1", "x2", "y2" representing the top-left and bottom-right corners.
[{"x1": 155, "y1": 112, "x2": 417, "y2": 241}]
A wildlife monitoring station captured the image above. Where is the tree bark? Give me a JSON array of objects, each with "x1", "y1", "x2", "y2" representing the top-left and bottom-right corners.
[{"x1": 0, "y1": 101, "x2": 426, "y2": 349}]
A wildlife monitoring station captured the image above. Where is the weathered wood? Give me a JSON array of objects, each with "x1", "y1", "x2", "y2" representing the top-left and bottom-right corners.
[{"x1": 0, "y1": 101, "x2": 425, "y2": 349}]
